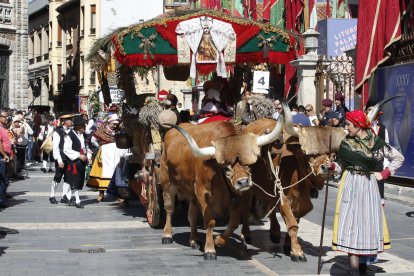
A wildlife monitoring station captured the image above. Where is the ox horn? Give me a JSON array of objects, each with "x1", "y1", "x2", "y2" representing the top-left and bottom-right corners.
[
  {"x1": 256, "y1": 102, "x2": 287, "y2": 146},
  {"x1": 163, "y1": 123, "x2": 216, "y2": 158},
  {"x1": 281, "y1": 101, "x2": 299, "y2": 137},
  {"x1": 367, "y1": 95, "x2": 403, "y2": 123}
]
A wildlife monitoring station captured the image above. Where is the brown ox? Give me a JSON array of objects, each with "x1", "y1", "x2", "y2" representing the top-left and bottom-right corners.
[
  {"x1": 160, "y1": 110, "x2": 284, "y2": 260},
  {"x1": 242, "y1": 118, "x2": 347, "y2": 261}
]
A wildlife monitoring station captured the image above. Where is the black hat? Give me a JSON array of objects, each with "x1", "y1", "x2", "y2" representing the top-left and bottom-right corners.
[{"x1": 72, "y1": 115, "x2": 86, "y2": 126}]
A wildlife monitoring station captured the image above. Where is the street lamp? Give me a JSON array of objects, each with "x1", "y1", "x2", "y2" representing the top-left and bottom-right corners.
[{"x1": 303, "y1": 28, "x2": 320, "y2": 55}]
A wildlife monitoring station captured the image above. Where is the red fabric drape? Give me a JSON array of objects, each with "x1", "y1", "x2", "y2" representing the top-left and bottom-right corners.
[
  {"x1": 263, "y1": 0, "x2": 276, "y2": 21},
  {"x1": 355, "y1": 0, "x2": 403, "y2": 106},
  {"x1": 284, "y1": 0, "x2": 304, "y2": 97}
]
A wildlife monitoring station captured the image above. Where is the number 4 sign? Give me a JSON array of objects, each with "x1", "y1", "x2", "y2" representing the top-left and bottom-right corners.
[{"x1": 253, "y1": 71, "x2": 270, "y2": 94}]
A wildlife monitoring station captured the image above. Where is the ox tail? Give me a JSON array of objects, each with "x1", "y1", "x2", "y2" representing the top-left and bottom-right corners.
[{"x1": 162, "y1": 123, "x2": 216, "y2": 158}]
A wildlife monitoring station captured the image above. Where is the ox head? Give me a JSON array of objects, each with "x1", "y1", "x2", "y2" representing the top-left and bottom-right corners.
[
  {"x1": 163, "y1": 103, "x2": 288, "y2": 192},
  {"x1": 282, "y1": 104, "x2": 347, "y2": 180}
]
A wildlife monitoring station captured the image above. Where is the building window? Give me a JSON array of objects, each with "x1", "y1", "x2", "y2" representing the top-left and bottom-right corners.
[
  {"x1": 90, "y1": 71, "x2": 96, "y2": 85},
  {"x1": 90, "y1": 5, "x2": 96, "y2": 35},
  {"x1": 57, "y1": 22, "x2": 62, "y2": 47},
  {"x1": 0, "y1": 7, "x2": 12, "y2": 24},
  {"x1": 80, "y1": 6, "x2": 85, "y2": 36},
  {"x1": 173, "y1": 0, "x2": 189, "y2": 4}
]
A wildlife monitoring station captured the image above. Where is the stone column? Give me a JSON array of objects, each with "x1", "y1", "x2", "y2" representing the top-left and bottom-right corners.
[{"x1": 290, "y1": 28, "x2": 320, "y2": 109}]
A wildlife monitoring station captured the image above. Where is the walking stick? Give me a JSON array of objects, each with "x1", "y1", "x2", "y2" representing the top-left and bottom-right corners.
[{"x1": 317, "y1": 126, "x2": 333, "y2": 275}]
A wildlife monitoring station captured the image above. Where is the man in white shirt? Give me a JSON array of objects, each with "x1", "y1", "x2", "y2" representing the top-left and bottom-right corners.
[
  {"x1": 63, "y1": 116, "x2": 91, "y2": 208},
  {"x1": 49, "y1": 113, "x2": 73, "y2": 204}
]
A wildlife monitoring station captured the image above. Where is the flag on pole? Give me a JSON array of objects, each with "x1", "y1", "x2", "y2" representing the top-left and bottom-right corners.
[
  {"x1": 263, "y1": 0, "x2": 284, "y2": 28},
  {"x1": 285, "y1": 0, "x2": 304, "y2": 97},
  {"x1": 355, "y1": 0, "x2": 404, "y2": 106}
]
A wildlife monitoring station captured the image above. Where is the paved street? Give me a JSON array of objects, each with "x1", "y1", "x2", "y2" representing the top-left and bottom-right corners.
[{"x1": 0, "y1": 164, "x2": 413, "y2": 276}]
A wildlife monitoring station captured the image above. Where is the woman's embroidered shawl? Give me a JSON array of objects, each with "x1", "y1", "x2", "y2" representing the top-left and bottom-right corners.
[{"x1": 337, "y1": 131, "x2": 386, "y2": 172}]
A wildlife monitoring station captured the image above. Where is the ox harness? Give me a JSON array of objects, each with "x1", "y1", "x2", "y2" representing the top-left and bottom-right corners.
[{"x1": 250, "y1": 151, "x2": 325, "y2": 218}]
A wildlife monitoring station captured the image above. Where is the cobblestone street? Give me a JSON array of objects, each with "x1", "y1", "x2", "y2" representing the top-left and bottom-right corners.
[{"x1": 1, "y1": 164, "x2": 413, "y2": 275}]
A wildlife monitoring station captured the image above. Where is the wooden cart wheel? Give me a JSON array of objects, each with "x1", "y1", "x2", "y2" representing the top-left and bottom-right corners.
[{"x1": 146, "y1": 163, "x2": 165, "y2": 229}]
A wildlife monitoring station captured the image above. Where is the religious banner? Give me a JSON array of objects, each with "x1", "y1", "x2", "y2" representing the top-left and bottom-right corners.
[{"x1": 176, "y1": 16, "x2": 236, "y2": 78}]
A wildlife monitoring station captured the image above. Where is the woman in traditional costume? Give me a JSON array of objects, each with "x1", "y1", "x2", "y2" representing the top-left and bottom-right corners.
[
  {"x1": 87, "y1": 114, "x2": 120, "y2": 201},
  {"x1": 327, "y1": 110, "x2": 404, "y2": 275}
]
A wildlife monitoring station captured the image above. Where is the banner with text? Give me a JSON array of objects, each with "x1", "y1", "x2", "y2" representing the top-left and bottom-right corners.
[
  {"x1": 317, "y1": 19, "x2": 357, "y2": 57},
  {"x1": 376, "y1": 63, "x2": 414, "y2": 179}
]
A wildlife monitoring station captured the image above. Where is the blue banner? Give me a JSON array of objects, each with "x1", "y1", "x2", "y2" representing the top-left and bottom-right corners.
[
  {"x1": 317, "y1": 19, "x2": 358, "y2": 57},
  {"x1": 376, "y1": 63, "x2": 414, "y2": 178}
]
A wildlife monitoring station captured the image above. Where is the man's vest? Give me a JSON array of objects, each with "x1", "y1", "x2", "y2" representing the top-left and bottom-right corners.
[
  {"x1": 56, "y1": 127, "x2": 68, "y2": 161},
  {"x1": 67, "y1": 130, "x2": 87, "y2": 163}
]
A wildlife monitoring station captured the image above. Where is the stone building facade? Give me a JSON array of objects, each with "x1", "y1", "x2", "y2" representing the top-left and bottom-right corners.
[
  {"x1": 28, "y1": 0, "x2": 50, "y2": 107},
  {"x1": 0, "y1": 0, "x2": 29, "y2": 109}
]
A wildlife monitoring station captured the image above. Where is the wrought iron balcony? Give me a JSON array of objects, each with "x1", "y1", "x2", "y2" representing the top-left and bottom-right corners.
[{"x1": 0, "y1": 3, "x2": 12, "y2": 25}]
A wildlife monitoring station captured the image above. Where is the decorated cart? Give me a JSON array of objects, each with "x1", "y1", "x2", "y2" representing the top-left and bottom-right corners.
[{"x1": 87, "y1": 9, "x2": 300, "y2": 228}]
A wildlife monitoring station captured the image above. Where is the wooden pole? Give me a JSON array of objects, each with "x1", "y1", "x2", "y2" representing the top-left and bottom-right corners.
[{"x1": 317, "y1": 127, "x2": 332, "y2": 275}]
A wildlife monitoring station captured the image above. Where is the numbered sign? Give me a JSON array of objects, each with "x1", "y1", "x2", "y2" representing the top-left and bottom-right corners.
[{"x1": 252, "y1": 71, "x2": 270, "y2": 94}]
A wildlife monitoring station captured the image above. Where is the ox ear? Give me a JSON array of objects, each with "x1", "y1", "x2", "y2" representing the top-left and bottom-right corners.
[{"x1": 212, "y1": 133, "x2": 260, "y2": 165}]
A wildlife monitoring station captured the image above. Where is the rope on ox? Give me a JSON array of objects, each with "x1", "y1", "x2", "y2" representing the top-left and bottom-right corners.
[{"x1": 251, "y1": 152, "x2": 325, "y2": 219}]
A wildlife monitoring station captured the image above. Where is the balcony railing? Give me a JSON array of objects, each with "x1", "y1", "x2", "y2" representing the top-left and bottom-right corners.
[
  {"x1": 36, "y1": 56, "x2": 42, "y2": 62},
  {"x1": 29, "y1": 58, "x2": 34, "y2": 65},
  {"x1": 57, "y1": 41, "x2": 62, "y2": 47},
  {"x1": 90, "y1": 28, "x2": 96, "y2": 35},
  {"x1": 43, "y1": 53, "x2": 49, "y2": 60},
  {"x1": 0, "y1": 4, "x2": 12, "y2": 25}
]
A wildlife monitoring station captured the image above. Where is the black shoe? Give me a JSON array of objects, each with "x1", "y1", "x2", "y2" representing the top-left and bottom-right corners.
[
  {"x1": 48, "y1": 169, "x2": 53, "y2": 173},
  {"x1": 74, "y1": 202, "x2": 84, "y2": 209},
  {"x1": 60, "y1": 195, "x2": 69, "y2": 204},
  {"x1": 359, "y1": 264, "x2": 368, "y2": 275},
  {"x1": 40, "y1": 168, "x2": 47, "y2": 173},
  {"x1": 49, "y1": 197, "x2": 58, "y2": 204},
  {"x1": 0, "y1": 203, "x2": 9, "y2": 209},
  {"x1": 68, "y1": 198, "x2": 76, "y2": 206},
  {"x1": 6, "y1": 193, "x2": 13, "y2": 199}
]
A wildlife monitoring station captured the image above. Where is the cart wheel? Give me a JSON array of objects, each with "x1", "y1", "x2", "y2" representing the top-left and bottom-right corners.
[{"x1": 146, "y1": 165, "x2": 165, "y2": 229}]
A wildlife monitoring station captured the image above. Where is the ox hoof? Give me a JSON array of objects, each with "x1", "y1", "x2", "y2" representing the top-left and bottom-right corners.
[
  {"x1": 269, "y1": 234, "x2": 281, "y2": 244},
  {"x1": 243, "y1": 236, "x2": 252, "y2": 245},
  {"x1": 190, "y1": 241, "x2": 200, "y2": 250},
  {"x1": 291, "y1": 254, "x2": 307, "y2": 262},
  {"x1": 203, "y1": 252, "x2": 217, "y2": 261},
  {"x1": 162, "y1": 237, "x2": 173, "y2": 244}
]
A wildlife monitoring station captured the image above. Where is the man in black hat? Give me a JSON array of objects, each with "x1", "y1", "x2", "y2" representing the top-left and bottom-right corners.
[
  {"x1": 49, "y1": 112, "x2": 73, "y2": 204},
  {"x1": 63, "y1": 115, "x2": 91, "y2": 208},
  {"x1": 320, "y1": 98, "x2": 339, "y2": 126},
  {"x1": 333, "y1": 92, "x2": 348, "y2": 127}
]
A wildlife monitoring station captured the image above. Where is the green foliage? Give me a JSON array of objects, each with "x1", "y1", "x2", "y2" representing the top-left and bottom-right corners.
[{"x1": 88, "y1": 90, "x2": 101, "y2": 114}]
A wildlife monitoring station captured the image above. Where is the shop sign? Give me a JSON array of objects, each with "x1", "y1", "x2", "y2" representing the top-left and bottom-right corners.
[{"x1": 98, "y1": 87, "x2": 124, "y2": 104}]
